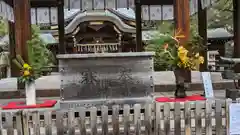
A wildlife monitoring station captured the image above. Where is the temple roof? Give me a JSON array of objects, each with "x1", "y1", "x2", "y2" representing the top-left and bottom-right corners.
[
  {"x1": 64, "y1": 10, "x2": 136, "y2": 34},
  {"x1": 63, "y1": 8, "x2": 135, "y2": 23}
]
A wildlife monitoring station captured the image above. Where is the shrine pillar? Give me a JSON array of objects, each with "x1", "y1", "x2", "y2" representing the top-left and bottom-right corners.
[
  {"x1": 13, "y1": 0, "x2": 31, "y2": 63},
  {"x1": 233, "y1": 0, "x2": 240, "y2": 85},
  {"x1": 198, "y1": 0, "x2": 208, "y2": 71},
  {"x1": 233, "y1": 0, "x2": 240, "y2": 59},
  {"x1": 174, "y1": 0, "x2": 190, "y2": 42},
  {"x1": 174, "y1": 0, "x2": 191, "y2": 82}
]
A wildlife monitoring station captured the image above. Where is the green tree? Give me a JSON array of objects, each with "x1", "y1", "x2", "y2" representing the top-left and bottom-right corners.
[{"x1": 207, "y1": 0, "x2": 233, "y2": 31}]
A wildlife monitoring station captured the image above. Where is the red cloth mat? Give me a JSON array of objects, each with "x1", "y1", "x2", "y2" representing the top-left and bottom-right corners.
[
  {"x1": 2, "y1": 100, "x2": 57, "y2": 110},
  {"x1": 155, "y1": 95, "x2": 206, "y2": 102}
]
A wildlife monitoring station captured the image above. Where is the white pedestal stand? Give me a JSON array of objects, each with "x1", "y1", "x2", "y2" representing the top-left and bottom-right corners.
[{"x1": 25, "y1": 82, "x2": 36, "y2": 105}]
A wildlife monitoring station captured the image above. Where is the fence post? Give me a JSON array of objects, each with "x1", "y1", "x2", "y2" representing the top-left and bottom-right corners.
[
  {"x1": 215, "y1": 100, "x2": 222, "y2": 135},
  {"x1": 205, "y1": 100, "x2": 213, "y2": 135},
  {"x1": 145, "y1": 103, "x2": 153, "y2": 135},
  {"x1": 163, "y1": 103, "x2": 170, "y2": 135},
  {"x1": 134, "y1": 104, "x2": 141, "y2": 135},
  {"x1": 5, "y1": 112, "x2": 14, "y2": 135},
  {"x1": 185, "y1": 102, "x2": 191, "y2": 135},
  {"x1": 56, "y1": 110, "x2": 65, "y2": 135},
  {"x1": 15, "y1": 111, "x2": 23, "y2": 135},
  {"x1": 90, "y1": 107, "x2": 97, "y2": 135},
  {"x1": 68, "y1": 109, "x2": 75, "y2": 135},
  {"x1": 22, "y1": 111, "x2": 30, "y2": 135},
  {"x1": 112, "y1": 105, "x2": 120, "y2": 135},
  {"x1": 123, "y1": 104, "x2": 130, "y2": 135},
  {"x1": 44, "y1": 111, "x2": 52, "y2": 135},
  {"x1": 226, "y1": 99, "x2": 232, "y2": 135},
  {"x1": 101, "y1": 106, "x2": 108, "y2": 135},
  {"x1": 195, "y1": 101, "x2": 203, "y2": 135},
  {"x1": 174, "y1": 102, "x2": 181, "y2": 135}
]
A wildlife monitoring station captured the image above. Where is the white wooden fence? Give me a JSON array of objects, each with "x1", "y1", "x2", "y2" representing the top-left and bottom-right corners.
[{"x1": 0, "y1": 99, "x2": 233, "y2": 135}]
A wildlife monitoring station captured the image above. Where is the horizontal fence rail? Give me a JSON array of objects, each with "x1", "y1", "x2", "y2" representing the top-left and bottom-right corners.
[{"x1": 0, "y1": 99, "x2": 234, "y2": 135}]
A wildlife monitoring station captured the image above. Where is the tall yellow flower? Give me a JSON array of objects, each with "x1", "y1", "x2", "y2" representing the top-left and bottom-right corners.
[
  {"x1": 178, "y1": 46, "x2": 188, "y2": 55},
  {"x1": 198, "y1": 56, "x2": 204, "y2": 64},
  {"x1": 178, "y1": 46, "x2": 188, "y2": 63},
  {"x1": 23, "y1": 63, "x2": 32, "y2": 70},
  {"x1": 23, "y1": 70, "x2": 30, "y2": 76}
]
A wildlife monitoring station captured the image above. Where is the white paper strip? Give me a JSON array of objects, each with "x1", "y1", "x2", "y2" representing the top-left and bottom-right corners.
[
  {"x1": 128, "y1": 0, "x2": 135, "y2": 8},
  {"x1": 141, "y1": 5, "x2": 174, "y2": 20},
  {"x1": 70, "y1": 0, "x2": 81, "y2": 9},
  {"x1": 8, "y1": 5, "x2": 14, "y2": 21},
  {"x1": 106, "y1": 0, "x2": 115, "y2": 9},
  {"x1": 117, "y1": 0, "x2": 127, "y2": 8},
  {"x1": 94, "y1": 0, "x2": 105, "y2": 9},
  {"x1": 162, "y1": 5, "x2": 173, "y2": 20},
  {"x1": 31, "y1": 8, "x2": 36, "y2": 24},
  {"x1": 50, "y1": 8, "x2": 58, "y2": 24},
  {"x1": 141, "y1": 5, "x2": 149, "y2": 20},
  {"x1": 190, "y1": 0, "x2": 198, "y2": 15},
  {"x1": 149, "y1": 5, "x2": 162, "y2": 20},
  {"x1": 66, "y1": 0, "x2": 135, "y2": 9},
  {"x1": 0, "y1": 1, "x2": 6, "y2": 19},
  {"x1": 82, "y1": 0, "x2": 93, "y2": 10},
  {"x1": 37, "y1": 8, "x2": 50, "y2": 24},
  {"x1": 0, "y1": 1, "x2": 5, "y2": 18}
]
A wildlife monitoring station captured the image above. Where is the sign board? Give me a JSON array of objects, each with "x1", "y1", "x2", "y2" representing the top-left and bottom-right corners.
[
  {"x1": 201, "y1": 72, "x2": 214, "y2": 98},
  {"x1": 229, "y1": 103, "x2": 240, "y2": 135}
]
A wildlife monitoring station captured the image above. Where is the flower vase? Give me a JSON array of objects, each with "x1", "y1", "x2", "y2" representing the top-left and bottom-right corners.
[
  {"x1": 174, "y1": 68, "x2": 190, "y2": 98},
  {"x1": 25, "y1": 81, "x2": 36, "y2": 105}
]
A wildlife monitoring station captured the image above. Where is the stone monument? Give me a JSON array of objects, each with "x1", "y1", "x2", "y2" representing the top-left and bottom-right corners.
[{"x1": 57, "y1": 52, "x2": 155, "y2": 108}]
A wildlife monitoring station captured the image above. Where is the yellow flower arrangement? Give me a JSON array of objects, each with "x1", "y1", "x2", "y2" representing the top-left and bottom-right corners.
[
  {"x1": 12, "y1": 55, "x2": 35, "y2": 84},
  {"x1": 161, "y1": 29, "x2": 204, "y2": 70}
]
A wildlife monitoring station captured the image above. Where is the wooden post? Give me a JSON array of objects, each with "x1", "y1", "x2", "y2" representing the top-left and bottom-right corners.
[
  {"x1": 174, "y1": 0, "x2": 191, "y2": 82},
  {"x1": 233, "y1": 0, "x2": 240, "y2": 85},
  {"x1": 13, "y1": 0, "x2": 31, "y2": 62},
  {"x1": 57, "y1": 0, "x2": 65, "y2": 54},
  {"x1": 174, "y1": 0, "x2": 190, "y2": 42},
  {"x1": 135, "y1": 0, "x2": 143, "y2": 52},
  {"x1": 198, "y1": 0, "x2": 208, "y2": 71},
  {"x1": 8, "y1": 21, "x2": 19, "y2": 77}
]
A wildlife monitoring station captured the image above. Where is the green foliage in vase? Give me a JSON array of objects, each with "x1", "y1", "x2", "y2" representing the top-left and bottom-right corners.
[
  {"x1": 27, "y1": 25, "x2": 55, "y2": 78},
  {"x1": 145, "y1": 22, "x2": 204, "y2": 71},
  {"x1": 145, "y1": 33, "x2": 177, "y2": 71}
]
